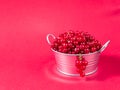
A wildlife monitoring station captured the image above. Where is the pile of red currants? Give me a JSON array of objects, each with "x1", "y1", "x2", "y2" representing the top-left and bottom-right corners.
[{"x1": 51, "y1": 30, "x2": 102, "y2": 54}]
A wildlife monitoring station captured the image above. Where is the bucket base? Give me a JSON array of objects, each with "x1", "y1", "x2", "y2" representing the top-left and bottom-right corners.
[{"x1": 57, "y1": 67, "x2": 98, "y2": 76}]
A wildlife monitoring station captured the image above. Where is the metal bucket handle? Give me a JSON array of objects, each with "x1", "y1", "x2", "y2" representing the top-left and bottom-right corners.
[
  {"x1": 99, "y1": 40, "x2": 110, "y2": 53},
  {"x1": 46, "y1": 34, "x2": 56, "y2": 45}
]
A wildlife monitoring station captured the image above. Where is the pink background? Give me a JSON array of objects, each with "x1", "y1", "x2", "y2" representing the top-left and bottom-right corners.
[{"x1": 0, "y1": 0, "x2": 120, "y2": 90}]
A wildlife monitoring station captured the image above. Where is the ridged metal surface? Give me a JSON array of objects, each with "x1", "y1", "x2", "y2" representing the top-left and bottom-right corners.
[{"x1": 52, "y1": 49, "x2": 100, "y2": 76}]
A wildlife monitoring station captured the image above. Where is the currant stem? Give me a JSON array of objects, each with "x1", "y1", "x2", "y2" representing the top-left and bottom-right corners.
[{"x1": 78, "y1": 54, "x2": 82, "y2": 60}]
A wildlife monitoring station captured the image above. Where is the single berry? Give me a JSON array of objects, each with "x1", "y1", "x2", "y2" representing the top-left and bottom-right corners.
[
  {"x1": 79, "y1": 65, "x2": 86, "y2": 70},
  {"x1": 74, "y1": 47, "x2": 80, "y2": 54},
  {"x1": 73, "y1": 41, "x2": 79, "y2": 45},
  {"x1": 82, "y1": 60, "x2": 88, "y2": 66},
  {"x1": 84, "y1": 48, "x2": 90, "y2": 54},
  {"x1": 80, "y1": 50, "x2": 84, "y2": 54},
  {"x1": 80, "y1": 71, "x2": 85, "y2": 77},
  {"x1": 62, "y1": 48, "x2": 68, "y2": 53},
  {"x1": 79, "y1": 44, "x2": 85, "y2": 50},
  {"x1": 62, "y1": 43, "x2": 68, "y2": 48},
  {"x1": 90, "y1": 47, "x2": 97, "y2": 52}
]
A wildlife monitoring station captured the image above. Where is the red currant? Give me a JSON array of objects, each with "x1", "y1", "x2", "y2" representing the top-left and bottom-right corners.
[
  {"x1": 85, "y1": 45, "x2": 90, "y2": 49},
  {"x1": 76, "y1": 37, "x2": 83, "y2": 42},
  {"x1": 62, "y1": 43, "x2": 68, "y2": 48},
  {"x1": 62, "y1": 48, "x2": 68, "y2": 53},
  {"x1": 80, "y1": 50, "x2": 84, "y2": 54},
  {"x1": 76, "y1": 68, "x2": 82, "y2": 73},
  {"x1": 90, "y1": 47, "x2": 97, "y2": 52},
  {"x1": 89, "y1": 36, "x2": 95, "y2": 41},
  {"x1": 73, "y1": 41, "x2": 79, "y2": 45},
  {"x1": 80, "y1": 65, "x2": 86, "y2": 70},
  {"x1": 72, "y1": 51, "x2": 76, "y2": 54},
  {"x1": 82, "y1": 60, "x2": 88, "y2": 66},
  {"x1": 74, "y1": 47, "x2": 80, "y2": 54},
  {"x1": 79, "y1": 44, "x2": 85, "y2": 50},
  {"x1": 80, "y1": 71, "x2": 85, "y2": 77},
  {"x1": 84, "y1": 48, "x2": 90, "y2": 54}
]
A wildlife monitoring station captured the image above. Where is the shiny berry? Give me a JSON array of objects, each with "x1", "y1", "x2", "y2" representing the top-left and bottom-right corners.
[
  {"x1": 74, "y1": 47, "x2": 80, "y2": 54},
  {"x1": 62, "y1": 43, "x2": 68, "y2": 48},
  {"x1": 82, "y1": 60, "x2": 88, "y2": 66},
  {"x1": 80, "y1": 50, "x2": 84, "y2": 54},
  {"x1": 84, "y1": 48, "x2": 90, "y2": 54},
  {"x1": 90, "y1": 47, "x2": 97, "y2": 52},
  {"x1": 62, "y1": 48, "x2": 68, "y2": 53},
  {"x1": 80, "y1": 71, "x2": 85, "y2": 77},
  {"x1": 76, "y1": 37, "x2": 83, "y2": 42},
  {"x1": 76, "y1": 68, "x2": 82, "y2": 73},
  {"x1": 85, "y1": 45, "x2": 90, "y2": 49},
  {"x1": 73, "y1": 41, "x2": 79, "y2": 45},
  {"x1": 80, "y1": 65, "x2": 86, "y2": 70},
  {"x1": 79, "y1": 45, "x2": 85, "y2": 50}
]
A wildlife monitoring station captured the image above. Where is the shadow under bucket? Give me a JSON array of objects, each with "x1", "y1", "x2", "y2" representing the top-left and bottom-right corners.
[{"x1": 47, "y1": 34, "x2": 110, "y2": 76}]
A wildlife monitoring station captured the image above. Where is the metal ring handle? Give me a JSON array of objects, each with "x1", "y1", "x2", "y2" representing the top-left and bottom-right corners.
[
  {"x1": 99, "y1": 40, "x2": 110, "y2": 52},
  {"x1": 46, "y1": 34, "x2": 56, "y2": 45}
]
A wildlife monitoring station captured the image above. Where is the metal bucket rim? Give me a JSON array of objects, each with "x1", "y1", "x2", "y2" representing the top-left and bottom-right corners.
[{"x1": 51, "y1": 48, "x2": 100, "y2": 56}]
